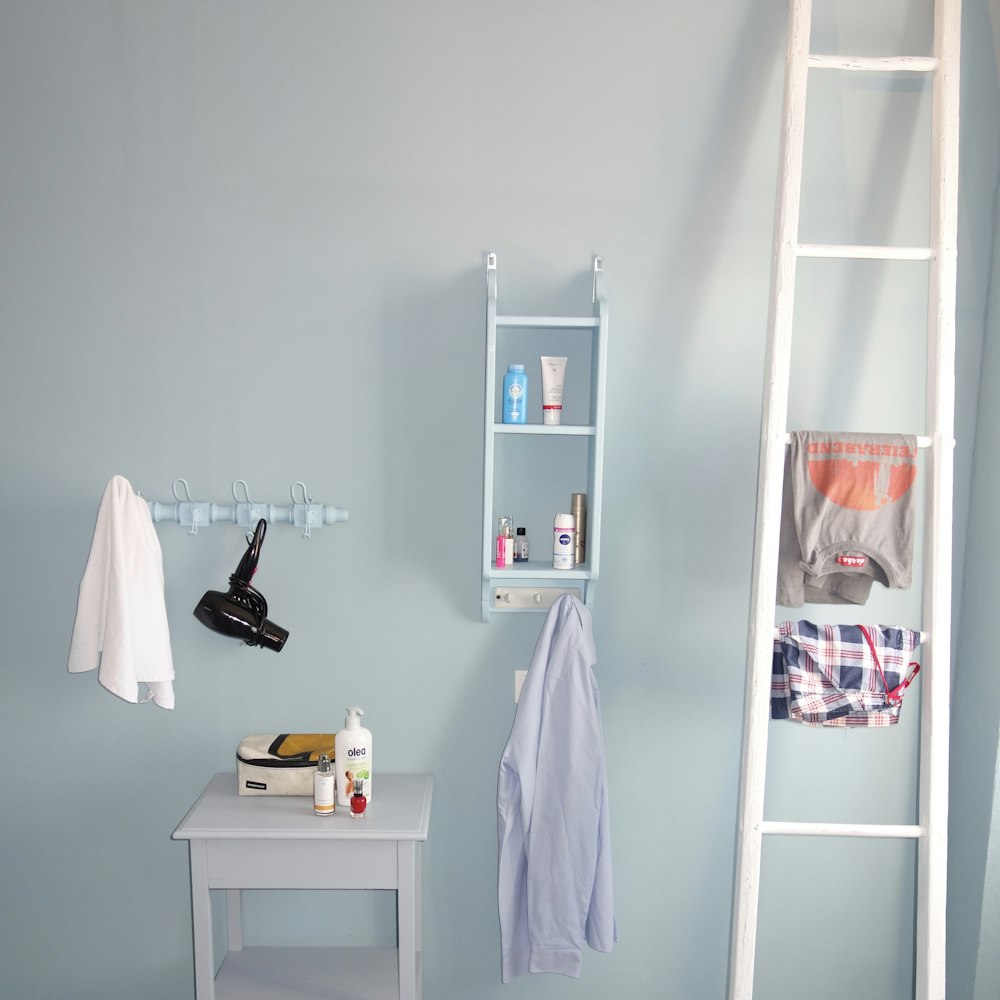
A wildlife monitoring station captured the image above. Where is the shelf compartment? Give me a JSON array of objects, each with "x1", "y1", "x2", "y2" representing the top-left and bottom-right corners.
[{"x1": 213, "y1": 945, "x2": 410, "y2": 1000}]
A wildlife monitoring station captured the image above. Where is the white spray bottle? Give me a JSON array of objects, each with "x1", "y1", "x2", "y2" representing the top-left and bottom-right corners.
[{"x1": 335, "y1": 706, "x2": 372, "y2": 808}]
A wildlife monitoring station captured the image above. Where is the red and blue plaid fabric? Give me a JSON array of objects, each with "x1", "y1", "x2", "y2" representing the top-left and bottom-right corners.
[{"x1": 771, "y1": 620, "x2": 922, "y2": 727}]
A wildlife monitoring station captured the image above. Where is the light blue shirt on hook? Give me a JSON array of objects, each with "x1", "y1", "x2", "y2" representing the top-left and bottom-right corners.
[{"x1": 497, "y1": 593, "x2": 617, "y2": 981}]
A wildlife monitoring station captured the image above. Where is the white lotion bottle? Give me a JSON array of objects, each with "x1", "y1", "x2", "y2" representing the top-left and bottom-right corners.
[{"x1": 335, "y1": 706, "x2": 373, "y2": 808}]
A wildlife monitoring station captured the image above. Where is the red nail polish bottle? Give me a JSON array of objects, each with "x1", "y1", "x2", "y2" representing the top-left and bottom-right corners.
[{"x1": 350, "y1": 777, "x2": 367, "y2": 818}]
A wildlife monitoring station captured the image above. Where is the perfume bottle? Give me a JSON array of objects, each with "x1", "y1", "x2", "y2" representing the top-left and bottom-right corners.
[
  {"x1": 313, "y1": 754, "x2": 335, "y2": 816},
  {"x1": 495, "y1": 514, "x2": 514, "y2": 568},
  {"x1": 350, "y1": 777, "x2": 367, "y2": 818}
]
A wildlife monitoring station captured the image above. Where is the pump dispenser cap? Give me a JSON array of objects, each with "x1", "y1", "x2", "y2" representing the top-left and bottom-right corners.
[
  {"x1": 317, "y1": 753, "x2": 332, "y2": 773},
  {"x1": 344, "y1": 706, "x2": 364, "y2": 728}
]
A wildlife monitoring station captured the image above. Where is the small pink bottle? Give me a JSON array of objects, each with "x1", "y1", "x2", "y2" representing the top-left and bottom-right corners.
[{"x1": 495, "y1": 515, "x2": 513, "y2": 568}]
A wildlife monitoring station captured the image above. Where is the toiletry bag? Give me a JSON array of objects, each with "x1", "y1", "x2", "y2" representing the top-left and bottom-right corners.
[{"x1": 236, "y1": 733, "x2": 336, "y2": 796}]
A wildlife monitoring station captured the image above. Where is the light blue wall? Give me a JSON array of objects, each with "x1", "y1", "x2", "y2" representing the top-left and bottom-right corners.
[
  {"x1": 0, "y1": 2, "x2": 995, "y2": 998},
  {"x1": 949, "y1": 0, "x2": 1000, "y2": 993}
]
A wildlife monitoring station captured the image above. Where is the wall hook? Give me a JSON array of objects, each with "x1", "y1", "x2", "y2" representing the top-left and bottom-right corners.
[
  {"x1": 290, "y1": 481, "x2": 318, "y2": 539},
  {"x1": 231, "y1": 480, "x2": 268, "y2": 529},
  {"x1": 172, "y1": 478, "x2": 193, "y2": 502},
  {"x1": 170, "y1": 479, "x2": 210, "y2": 535}
]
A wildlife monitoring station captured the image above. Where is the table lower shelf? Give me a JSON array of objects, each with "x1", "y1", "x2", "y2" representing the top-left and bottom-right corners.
[{"x1": 213, "y1": 946, "x2": 419, "y2": 1000}]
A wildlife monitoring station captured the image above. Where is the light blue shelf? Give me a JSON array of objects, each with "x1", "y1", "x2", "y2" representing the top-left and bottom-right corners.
[
  {"x1": 496, "y1": 315, "x2": 600, "y2": 330},
  {"x1": 493, "y1": 423, "x2": 597, "y2": 436},
  {"x1": 481, "y1": 253, "x2": 608, "y2": 622},
  {"x1": 489, "y1": 560, "x2": 592, "y2": 580}
]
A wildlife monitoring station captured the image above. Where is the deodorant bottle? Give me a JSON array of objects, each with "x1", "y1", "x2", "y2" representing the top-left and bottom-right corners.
[
  {"x1": 335, "y1": 706, "x2": 372, "y2": 808},
  {"x1": 552, "y1": 513, "x2": 576, "y2": 569}
]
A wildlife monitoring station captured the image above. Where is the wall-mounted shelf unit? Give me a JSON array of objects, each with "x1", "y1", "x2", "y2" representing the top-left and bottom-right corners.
[{"x1": 481, "y1": 253, "x2": 608, "y2": 621}]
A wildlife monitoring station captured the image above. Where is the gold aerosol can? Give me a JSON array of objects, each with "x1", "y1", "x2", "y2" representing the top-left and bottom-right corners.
[{"x1": 571, "y1": 493, "x2": 587, "y2": 565}]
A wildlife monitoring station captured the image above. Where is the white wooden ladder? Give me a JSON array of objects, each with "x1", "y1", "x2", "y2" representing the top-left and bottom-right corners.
[{"x1": 728, "y1": 2, "x2": 961, "y2": 999}]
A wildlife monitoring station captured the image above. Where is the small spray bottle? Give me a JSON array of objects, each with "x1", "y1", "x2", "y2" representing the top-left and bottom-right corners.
[
  {"x1": 313, "y1": 754, "x2": 335, "y2": 816},
  {"x1": 496, "y1": 514, "x2": 514, "y2": 568}
]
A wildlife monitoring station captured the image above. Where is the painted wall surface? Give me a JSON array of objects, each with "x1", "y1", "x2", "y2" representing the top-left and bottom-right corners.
[
  {"x1": 0, "y1": 1, "x2": 994, "y2": 998},
  {"x1": 949, "y1": 0, "x2": 1000, "y2": 990}
]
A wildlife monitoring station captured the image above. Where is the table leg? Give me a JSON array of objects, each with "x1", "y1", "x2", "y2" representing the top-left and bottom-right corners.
[
  {"x1": 414, "y1": 842, "x2": 423, "y2": 956},
  {"x1": 226, "y1": 889, "x2": 243, "y2": 951},
  {"x1": 189, "y1": 840, "x2": 216, "y2": 1000},
  {"x1": 397, "y1": 840, "x2": 418, "y2": 1000}
]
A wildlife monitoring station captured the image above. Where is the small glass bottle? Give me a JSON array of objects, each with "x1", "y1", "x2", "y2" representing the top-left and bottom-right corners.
[
  {"x1": 313, "y1": 754, "x2": 335, "y2": 816},
  {"x1": 513, "y1": 526, "x2": 529, "y2": 562},
  {"x1": 496, "y1": 514, "x2": 514, "y2": 568},
  {"x1": 350, "y1": 777, "x2": 367, "y2": 818}
]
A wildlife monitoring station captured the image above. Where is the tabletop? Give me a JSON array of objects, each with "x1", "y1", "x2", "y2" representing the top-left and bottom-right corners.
[{"x1": 172, "y1": 772, "x2": 433, "y2": 843}]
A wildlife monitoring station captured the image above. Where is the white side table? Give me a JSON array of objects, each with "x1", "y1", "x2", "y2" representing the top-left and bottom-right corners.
[{"x1": 173, "y1": 772, "x2": 433, "y2": 1000}]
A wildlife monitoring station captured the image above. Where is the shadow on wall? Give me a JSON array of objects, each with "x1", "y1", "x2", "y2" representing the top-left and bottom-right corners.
[{"x1": 377, "y1": 260, "x2": 518, "y2": 622}]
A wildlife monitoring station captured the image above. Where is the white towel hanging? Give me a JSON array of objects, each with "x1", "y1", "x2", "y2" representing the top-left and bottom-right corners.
[{"x1": 68, "y1": 475, "x2": 175, "y2": 709}]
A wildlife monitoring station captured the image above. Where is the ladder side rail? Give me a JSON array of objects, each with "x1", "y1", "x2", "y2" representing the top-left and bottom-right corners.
[
  {"x1": 482, "y1": 254, "x2": 499, "y2": 622},
  {"x1": 727, "y1": 2, "x2": 813, "y2": 998},
  {"x1": 917, "y1": 2, "x2": 961, "y2": 998},
  {"x1": 586, "y1": 258, "x2": 608, "y2": 608}
]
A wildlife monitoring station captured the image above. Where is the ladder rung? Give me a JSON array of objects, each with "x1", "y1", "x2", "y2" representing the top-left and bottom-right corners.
[
  {"x1": 808, "y1": 54, "x2": 939, "y2": 73},
  {"x1": 797, "y1": 243, "x2": 933, "y2": 261},
  {"x1": 761, "y1": 820, "x2": 924, "y2": 839},
  {"x1": 783, "y1": 434, "x2": 932, "y2": 448},
  {"x1": 496, "y1": 314, "x2": 599, "y2": 330},
  {"x1": 772, "y1": 627, "x2": 929, "y2": 643}
]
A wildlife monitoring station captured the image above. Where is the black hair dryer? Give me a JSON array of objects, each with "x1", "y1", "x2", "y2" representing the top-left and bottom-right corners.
[{"x1": 193, "y1": 519, "x2": 289, "y2": 651}]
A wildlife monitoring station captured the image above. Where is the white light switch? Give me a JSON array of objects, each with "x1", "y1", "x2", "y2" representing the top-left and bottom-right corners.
[{"x1": 514, "y1": 670, "x2": 527, "y2": 704}]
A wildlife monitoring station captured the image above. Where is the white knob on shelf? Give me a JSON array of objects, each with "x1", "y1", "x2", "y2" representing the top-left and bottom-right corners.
[{"x1": 532, "y1": 592, "x2": 542, "y2": 604}]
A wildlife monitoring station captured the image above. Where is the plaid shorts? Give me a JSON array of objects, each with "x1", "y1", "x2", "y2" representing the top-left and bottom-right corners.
[{"x1": 771, "y1": 620, "x2": 922, "y2": 727}]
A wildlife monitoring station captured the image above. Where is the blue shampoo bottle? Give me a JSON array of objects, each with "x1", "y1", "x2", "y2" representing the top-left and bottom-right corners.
[{"x1": 502, "y1": 364, "x2": 527, "y2": 424}]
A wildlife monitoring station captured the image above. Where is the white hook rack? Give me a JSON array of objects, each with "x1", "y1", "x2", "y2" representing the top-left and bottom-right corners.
[
  {"x1": 492, "y1": 586, "x2": 582, "y2": 612},
  {"x1": 145, "y1": 479, "x2": 349, "y2": 537}
]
